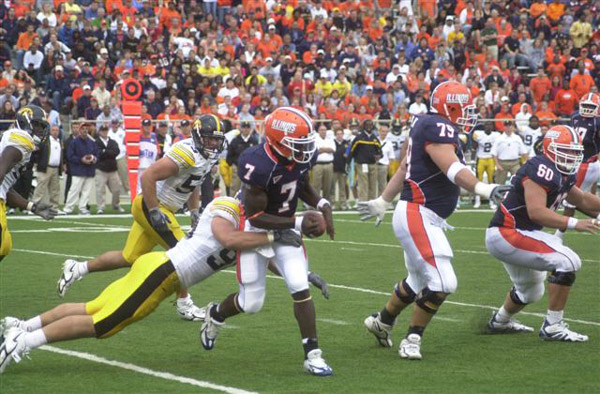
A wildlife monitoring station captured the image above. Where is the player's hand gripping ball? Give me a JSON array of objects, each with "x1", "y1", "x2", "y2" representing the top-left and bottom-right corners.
[{"x1": 301, "y1": 211, "x2": 327, "y2": 238}]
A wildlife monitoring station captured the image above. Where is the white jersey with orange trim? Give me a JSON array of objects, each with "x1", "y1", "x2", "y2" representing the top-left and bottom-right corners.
[
  {"x1": 156, "y1": 138, "x2": 215, "y2": 212},
  {"x1": 166, "y1": 196, "x2": 242, "y2": 289},
  {"x1": 0, "y1": 128, "x2": 36, "y2": 200}
]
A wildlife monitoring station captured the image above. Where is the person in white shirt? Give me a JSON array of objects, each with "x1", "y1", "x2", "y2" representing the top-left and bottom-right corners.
[
  {"x1": 377, "y1": 124, "x2": 396, "y2": 195},
  {"x1": 32, "y1": 125, "x2": 63, "y2": 212},
  {"x1": 491, "y1": 122, "x2": 529, "y2": 185},
  {"x1": 92, "y1": 79, "x2": 111, "y2": 109},
  {"x1": 108, "y1": 119, "x2": 129, "y2": 195},
  {"x1": 312, "y1": 124, "x2": 336, "y2": 201},
  {"x1": 386, "y1": 64, "x2": 404, "y2": 85},
  {"x1": 137, "y1": 119, "x2": 159, "y2": 193},
  {"x1": 517, "y1": 115, "x2": 542, "y2": 156},
  {"x1": 472, "y1": 123, "x2": 501, "y2": 208},
  {"x1": 514, "y1": 103, "x2": 533, "y2": 132},
  {"x1": 218, "y1": 78, "x2": 240, "y2": 100},
  {"x1": 23, "y1": 44, "x2": 44, "y2": 71},
  {"x1": 408, "y1": 94, "x2": 428, "y2": 115}
]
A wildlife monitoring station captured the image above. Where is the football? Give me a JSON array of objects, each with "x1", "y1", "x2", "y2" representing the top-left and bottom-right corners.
[{"x1": 301, "y1": 211, "x2": 327, "y2": 238}]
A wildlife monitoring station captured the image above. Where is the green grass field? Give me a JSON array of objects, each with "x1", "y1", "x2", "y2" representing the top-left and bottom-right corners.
[{"x1": 0, "y1": 210, "x2": 599, "y2": 393}]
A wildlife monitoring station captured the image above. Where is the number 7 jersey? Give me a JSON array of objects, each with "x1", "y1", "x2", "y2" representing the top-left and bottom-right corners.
[
  {"x1": 156, "y1": 138, "x2": 216, "y2": 212},
  {"x1": 400, "y1": 114, "x2": 464, "y2": 219}
]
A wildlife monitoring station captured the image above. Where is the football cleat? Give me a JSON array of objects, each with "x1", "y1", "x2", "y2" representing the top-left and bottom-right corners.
[
  {"x1": 177, "y1": 298, "x2": 206, "y2": 322},
  {"x1": 57, "y1": 259, "x2": 83, "y2": 298},
  {"x1": 0, "y1": 328, "x2": 30, "y2": 374},
  {"x1": 399, "y1": 334, "x2": 422, "y2": 360},
  {"x1": 303, "y1": 349, "x2": 333, "y2": 376},
  {"x1": 0, "y1": 317, "x2": 24, "y2": 337},
  {"x1": 487, "y1": 311, "x2": 534, "y2": 334},
  {"x1": 364, "y1": 313, "x2": 393, "y2": 347},
  {"x1": 539, "y1": 319, "x2": 588, "y2": 342},
  {"x1": 200, "y1": 303, "x2": 224, "y2": 350}
]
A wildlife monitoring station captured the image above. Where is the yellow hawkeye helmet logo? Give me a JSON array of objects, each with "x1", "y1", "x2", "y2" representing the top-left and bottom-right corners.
[{"x1": 17, "y1": 107, "x2": 34, "y2": 120}]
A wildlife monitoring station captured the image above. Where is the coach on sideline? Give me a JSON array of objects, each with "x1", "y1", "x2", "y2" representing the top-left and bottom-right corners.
[{"x1": 492, "y1": 122, "x2": 529, "y2": 185}]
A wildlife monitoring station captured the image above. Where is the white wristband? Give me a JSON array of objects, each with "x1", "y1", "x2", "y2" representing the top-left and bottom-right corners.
[
  {"x1": 474, "y1": 182, "x2": 496, "y2": 199},
  {"x1": 446, "y1": 161, "x2": 468, "y2": 184},
  {"x1": 26, "y1": 201, "x2": 34, "y2": 211},
  {"x1": 294, "y1": 216, "x2": 303, "y2": 232},
  {"x1": 267, "y1": 231, "x2": 275, "y2": 243},
  {"x1": 596, "y1": 213, "x2": 600, "y2": 221},
  {"x1": 567, "y1": 217, "x2": 578, "y2": 230},
  {"x1": 317, "y1": 198, "x2": 330, "y2": 210}
]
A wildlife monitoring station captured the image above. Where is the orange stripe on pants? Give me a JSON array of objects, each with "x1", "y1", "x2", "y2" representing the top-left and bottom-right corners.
[
  {"x1": 499, "y1": 227, "x2": 556, "y2": 253},
  {"x1": 406, "y1": 202, "x2": 437, "y2": 267}
]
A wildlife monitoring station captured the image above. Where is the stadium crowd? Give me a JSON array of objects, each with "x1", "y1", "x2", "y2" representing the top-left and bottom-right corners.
[{"x1": 0, "y1": 0, "x2": 598, "y2": 212}]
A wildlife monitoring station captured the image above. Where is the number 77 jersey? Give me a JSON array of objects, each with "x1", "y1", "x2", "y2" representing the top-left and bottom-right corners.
[
  {"x1": 401, "y1": 114, "x2": 465, "y2": 219},
  {"x1": 237, "y1": 143, "x2": 317, "y2": 217},
  {"x1": 157, "y1": 138, "x2": 216, "y2": 212}
]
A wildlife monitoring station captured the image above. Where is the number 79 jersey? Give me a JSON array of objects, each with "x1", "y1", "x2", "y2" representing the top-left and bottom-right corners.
[
  {"x1": 156, "y1": 138, "x2": 215, "y2": 212},
  {"x1": 237, "y1": 143, "x2": 317, "y2": 217},
  {"x1": 400, "y1": 114, "x2": 464, "y2": 219},
  {"x1": 489, "y1": 155, "x2": 576, "y2": 231}
]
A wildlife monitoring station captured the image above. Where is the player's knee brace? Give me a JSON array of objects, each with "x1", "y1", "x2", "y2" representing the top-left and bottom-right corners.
[
  {"x1": 509, "y1": 286, "x2": 528, "y2": 305},
  {"x1": 511, "y1": 284, "x2": 544, "y2": 305},
  {"x1": 394, "y1": 279, "x2": 416, "y2": 304},
  {"x1": 415, "y1": 287, "x2": 446, "y2": 315},
  {"x1": 292, "y1": 289, "x2": 312, "y2": 303},
  {"x1": 548, "y1": 270, "x2": 576, "y2": 287}
]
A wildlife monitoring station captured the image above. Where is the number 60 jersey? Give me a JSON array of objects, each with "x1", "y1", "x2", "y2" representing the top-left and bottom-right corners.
[
  {"x1": 490, "y1": 155, "x2": 576, "y2": 231},
  {"x1": 156, "y1": 138, "x2": 216, "y2": 212}
]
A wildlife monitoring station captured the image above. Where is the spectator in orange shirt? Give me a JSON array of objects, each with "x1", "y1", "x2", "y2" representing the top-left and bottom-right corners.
[
  {"x1": 535, "y1": 101, "x2": 558, "y2": 127},
  {"x1": 494, "y1": 101, "x2": 514, "y2": 132},
  {"x1": 528, "y1": 69, "x2": 552, "y2": 104},
  {"x1": 554, "y1": 80, "x2": 578, "y2": 116},
  {"x1": 570, "y1": 63, "x2": 594, "y2": 99},
  {"x1": 547, "y1": 0, "x2": 565, "y2": 23},
  {"x1": 529, "y1": 0, "x2": 547, "y2": 19},
  {"x1": 159, "y1": 2, "x2": 182, "y2": 29},
  {"x1": 16, "y1": 24, "x2": 39, "y2": 70},
  {"x1": 546, "y1": 55, "x2": 566, "y2": 80}
]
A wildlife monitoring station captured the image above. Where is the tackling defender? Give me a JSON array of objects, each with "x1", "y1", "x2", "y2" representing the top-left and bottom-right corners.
[
  {"x1": 199, "y1": 107, "x2": 336, "y2": 376},
  {"x1": 57, "y1": 115, "x2": 225, "y2": 321},
  {"x1": 0, "y1": 197, "x2": 304, "y2": 373},
  {"x1": 0, "y1": 105, "x2": 57, "y2": 261},
  {"x1": 556, "y1": 93, "x2": 600, "y2": 241},
  {"x1": 358, "y1": 81, "x2": 511, "y2": 360},
  {"x1": 486, "y1": 125, "x2": 600, "y2": 341}
]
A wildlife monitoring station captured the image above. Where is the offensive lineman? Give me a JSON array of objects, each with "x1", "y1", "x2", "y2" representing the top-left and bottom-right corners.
[
  {"x1": 0, "y1": 197, "x2": 304, "y2": 373},
  {"x1": 57, "y1": 115, "x2": 226, "y2": 320},
  {"x1": 358, "y1": 81, "x2": 511, "y2": 360},
  {"x1": 0, "y1": 105, "x2": 57, "y2": 261},
  {"x1": 472, "y1": 122, "x2": 500, "y2": 208},
  {"x1": 486, "y1": 125, "x2": 600, "y2": 341},
  {"x1": 556, "y1": 93, "x2": 600, "y2": 241},
  {"x1": 199, "y1": 107, "x2": 335, "y2": 376}
]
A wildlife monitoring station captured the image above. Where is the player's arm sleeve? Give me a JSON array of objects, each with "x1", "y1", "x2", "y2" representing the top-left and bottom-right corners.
[
  {"x1": 209, "y1": 198, "x2": 242, "y2": 228},
  {"x1": 165, "y1": 141, "x2": 196, "y2": 170},
  {"x1": 6, "y1": 130, "x2": 35, "y2": 157}
]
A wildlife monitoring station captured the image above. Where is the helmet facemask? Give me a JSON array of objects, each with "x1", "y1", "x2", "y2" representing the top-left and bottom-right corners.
[
  {"x1": 456, "y1": 104, "x2": 478, "y2": 129},
  {"x1": 193, "y1": 130, "x2": 226, "y2": 160},
  {"x1": 547, "y1": 142, "x2": 584, "y2": 175},
  {"x1": 579, "y1": 102, "x2": 598, "y2": 118},
  {"x1": 279, "y1": 134, "x2": 317, "y2": 164}
]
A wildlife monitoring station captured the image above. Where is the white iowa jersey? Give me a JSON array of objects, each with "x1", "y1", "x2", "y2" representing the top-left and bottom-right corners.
[
  {"x1": 167, "y1": 197, "x2": 242, "y2": 289},
  {"x1": 157, "y1": 139, "x2": 215, "y2": 212},
  {"x1": 473, "y1": 130, "x2": 500, "y2": 159},
  {"x1": 518, "y1": 126, "x2": 542, "y2": 154},
  {"x1": 0, "y1": 128, "x2": 36, "y2": 200}
]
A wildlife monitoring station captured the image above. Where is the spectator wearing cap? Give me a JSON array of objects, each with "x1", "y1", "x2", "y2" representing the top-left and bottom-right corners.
[
  {"x1": 138, "y1": 118, "x2": 159, "y2": 193},
  {"x1": 156, "y1": 121, "x2": 173, "y2": 159},
  {"x1": 408, "y1": 94, "x2": 427, "y2": 115},
  {"x1": 312, "y1": 123, "x2": 336, "y2": 202},
  {"x1": 77, "y1": 84, "x2": 92, "y2": 118},
  {"x1": 46, "y1": 65, "x2": 72, "y2": 110},
  {"x1": 226, "y1": 122, "x2": 259, "y2": 197},
  {"x1": 494, "y1": 99, "x2": 514, "y2": 132},
  {"x1": 64, "y1": 122, "x2": 98, "y2": 215},
  {"x1": 349, "y1": 119, "x2": 382, "y2": 202},
  {"x1": 32, "y1": 125, "x2": 64, "y2": 214},
  {"x1": 95, "y1": 124, "x2": 123, "y2": 214},
  {"x1": 492, "y1": 122, "x2": 529, "y2": 185},
  {"x1": 108, "y1": 118, "x2": 129, "y2": 195}
]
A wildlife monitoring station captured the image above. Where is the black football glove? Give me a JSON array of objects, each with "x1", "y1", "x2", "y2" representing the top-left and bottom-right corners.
[
  {"x1": 308, "y1": 271, "x2": 330, "y2": 300},
  {"x1": 31, "y1": 202, "x2": 57, "y2": 220},
  {"x1": 490, "y1": 184, "x2": 513, "y2": 205},
  {"x1": 190, "y1": 209, "x2": 200, "y2": 232},
  {"x1": 273, "y1": 229, "x2": 303, "y2": 247},
  {"x1": 149, "y1": 207, "x2": 171, "y2": 233}
]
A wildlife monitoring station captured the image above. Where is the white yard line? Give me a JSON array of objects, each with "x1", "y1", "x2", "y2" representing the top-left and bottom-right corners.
[
  {"x1": 9, "y1": 248, "x2": 600, "y2": 328},
  {"x1": 317, "y1": 318, "x2": 351, "y2": 326},
  {"x1": 40, "y1": 346, "x2": 257, "y2": 394}
]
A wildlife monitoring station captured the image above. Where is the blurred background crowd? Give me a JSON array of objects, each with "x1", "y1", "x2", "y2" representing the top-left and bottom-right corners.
[{"x1": 0, "y1": 0, "x2": 598, "y2": 213}]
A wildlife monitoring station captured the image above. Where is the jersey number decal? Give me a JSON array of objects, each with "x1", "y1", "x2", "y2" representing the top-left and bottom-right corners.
[
  {"x1": 536, "y1": 164, "x2": 554, "y2": 182},
  {"x1": 206, "y1": 249, "x2": 237, "y2": 271},
  {"x1": 243, "y1": 164, "x2": 255, "y2": 180},
  {"x1": 175, "y1": 174, "x2": 204, "y2": 193},
  {"x1": 574, "y1": 127, "x2": 587, "y2": 140},
  {"x1": 278, "y1": 180, "x2": 297, "y2": 213},
  {"x1": 483, "y1": 142, "x2": 492, "y2": 153},
  {"x1": 523, "y1": 135, "x2": 533, "y2": 146},
  {"x1": 437, "y1": 123, "x2": 455, "y2": 138}
]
